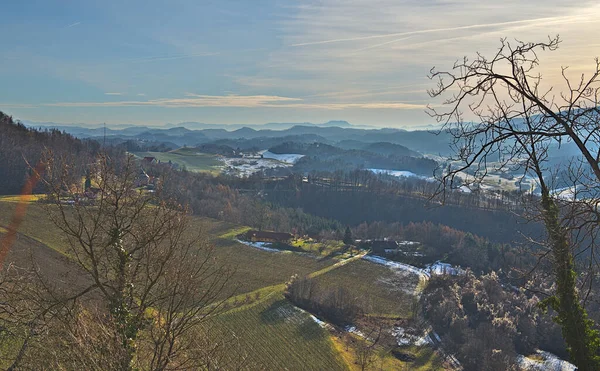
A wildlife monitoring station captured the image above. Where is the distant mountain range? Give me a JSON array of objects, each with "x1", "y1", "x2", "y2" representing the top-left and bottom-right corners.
[
  {"x1": 22, "y1": 120, "x2": 454, "y2": 156},
  {"x1": 23, "y1": 119, "x2": 370, "y2": 131}
]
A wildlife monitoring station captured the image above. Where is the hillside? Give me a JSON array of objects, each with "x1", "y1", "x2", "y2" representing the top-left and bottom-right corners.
[
  {"x1": 0, "y1": 112, "x2": 101, "y2": 194},
  {"x1": 0, "y1": 198, "x2": 444, "y2": 370}
]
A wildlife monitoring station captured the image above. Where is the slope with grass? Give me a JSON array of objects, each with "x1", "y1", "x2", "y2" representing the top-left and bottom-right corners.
[
  {"x1": 0, "y1": 199, "x2": 444, "y2": 369},
  {"x1": 0, "y1": 201, "x2": 336, "y2": 300}
]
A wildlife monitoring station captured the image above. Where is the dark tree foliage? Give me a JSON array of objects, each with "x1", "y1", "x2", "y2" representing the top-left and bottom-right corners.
[
  {"x1": 343, "y1": 226, "x2": 353, "y2": 245},
  {"x1": 352, "y1": 221, "x2": 537, "y2": 276},
  {"x1": 147, "y1": 163, "x2": 342, "y2": 235},
  {"x1": 261, "y1": 170, "x2": 543, "y2": 244}
]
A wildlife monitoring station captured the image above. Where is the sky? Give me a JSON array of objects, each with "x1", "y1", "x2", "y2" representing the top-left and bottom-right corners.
[{"x1": 1, "y1": 0, "x2": 599, "y2": 128}]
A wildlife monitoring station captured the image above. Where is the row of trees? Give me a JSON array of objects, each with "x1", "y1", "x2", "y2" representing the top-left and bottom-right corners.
[{"x1": 284, "y1": 275, "x2": 361, "y2": 326}]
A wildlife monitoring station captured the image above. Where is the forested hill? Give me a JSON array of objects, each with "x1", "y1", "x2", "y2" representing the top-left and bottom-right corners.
[{"x1": 0, "y1": 112, "x2": 101, "y2": 194}]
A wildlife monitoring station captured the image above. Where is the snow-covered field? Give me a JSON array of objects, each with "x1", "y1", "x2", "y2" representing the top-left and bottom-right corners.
[
  {"x1": 369, "y1": 168, "x2": 433, "y2": 181},
  {"x1": 260, "y1": 150, "x2": 305, "y2": 164},
  {"x1": 219, "y1": 156, "x2": 293, "y2": 177}
]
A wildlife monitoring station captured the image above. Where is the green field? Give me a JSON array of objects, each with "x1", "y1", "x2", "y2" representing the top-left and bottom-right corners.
[
  {"x1": 313, "y1": 259, "x2": 420, "y2": 317},
  {"x1": 132, "y1": 148, "x2": 222, "y2": 174}
]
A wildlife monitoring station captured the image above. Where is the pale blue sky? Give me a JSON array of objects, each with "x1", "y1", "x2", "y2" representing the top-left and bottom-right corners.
[{"x1": 1, "y1": 0, "x2": 599, "y2": 127}]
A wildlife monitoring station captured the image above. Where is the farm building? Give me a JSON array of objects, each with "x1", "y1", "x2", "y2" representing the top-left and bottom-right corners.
[
  {"x1": 244, "y1": 230, "x2": 294, "y2": 243},
  {"x1": 370, "y1": 240, "x2": 400, "y2": 255}
]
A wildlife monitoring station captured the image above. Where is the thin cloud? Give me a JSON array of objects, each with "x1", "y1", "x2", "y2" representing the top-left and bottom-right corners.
[
  {"x1": 66, "y1": 21, "x2": 81, "y2": 28},
  {"x1": 104, "y1": 92, "x2": 124, "y2": 96},
  {"x1": 0, "y1": 103, "x2": 37, "y2": 109},
  {"x1": 40, "y1": 94, "x2": 425, "y2": 110},
  {"x1": 289, "y1": 15, "x2": 583, "y2": 47}
]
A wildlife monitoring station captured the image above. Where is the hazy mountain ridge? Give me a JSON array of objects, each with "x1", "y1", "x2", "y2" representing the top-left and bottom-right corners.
[{"x1": 26, "y1": 121, "x2": 454, "y2": 156}]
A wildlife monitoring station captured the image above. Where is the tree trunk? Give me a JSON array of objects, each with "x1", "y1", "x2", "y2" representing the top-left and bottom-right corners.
[{"x1": 541, "y1": 194, "x2": 600, "y2": 371}]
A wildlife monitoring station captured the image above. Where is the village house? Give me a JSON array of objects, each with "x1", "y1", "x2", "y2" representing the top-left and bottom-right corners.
[
  {"x1": 370, "y1": 240, "x2": 400, "y2": 255},
  {"x1": 142, "y1": 156, "x2": 156, "y2": 165}
]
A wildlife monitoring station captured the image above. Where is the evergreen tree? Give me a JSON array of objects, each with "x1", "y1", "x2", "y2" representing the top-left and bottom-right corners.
[{"x1": 343, "y1": 226, "x2": 353, "y2": 245}]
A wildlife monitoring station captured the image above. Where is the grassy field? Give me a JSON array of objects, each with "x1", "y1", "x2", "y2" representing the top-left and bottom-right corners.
[
  {"x1": 212, "y1": 234, "x2": 336, "y2": 299},
  {"x1": 131, "y1": 148, "x2": 222, "y2": 174},
  {"x1": 313, "y1": 259, "x2": 420, "y2": 318},
  {"x1": 208, "y1": 292, "x2": 348, "y2": 370}
]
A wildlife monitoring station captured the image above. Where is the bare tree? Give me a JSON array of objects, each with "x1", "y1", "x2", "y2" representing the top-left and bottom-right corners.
[
  {"x1": 355, "y1": 324, "x2": 383, "y2": 371},
  {"x1": 428, "y1": 36, "x2": 600, "y2": 369},
  {"x1": 33, "y1": 153, "x2": 235, "y2": 370}
]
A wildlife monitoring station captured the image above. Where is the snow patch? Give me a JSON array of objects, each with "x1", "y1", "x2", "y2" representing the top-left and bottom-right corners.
[
  {"x1": 309, "y1": 314, "x2": 328, "y2": 328},
  {"x1": 235, "y1": 239, "x2": 281, "y2": 253},
  {"x1": 219, "y1": 156, "x2": 293, "y2": 177},
  {"x1": 391, "y1": 326, "x2": 432, "y2": 346},
  {"x1": 362, "y1": 255, "x2": 430, "y2": 280},
  {"x1": 344, "y1": 325, "x2": 366, "y2": 338},
  {"x1": 517, "y1": 350, "x2": 576, "y2": 371},
  {"x1": 425, "y1": 261, "x2": 464, "y2": 276}
]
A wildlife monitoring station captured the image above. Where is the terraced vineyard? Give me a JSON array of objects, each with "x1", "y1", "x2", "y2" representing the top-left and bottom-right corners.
[{"x1": 209, "y1": 293, "x2": 348, "y2": 370}]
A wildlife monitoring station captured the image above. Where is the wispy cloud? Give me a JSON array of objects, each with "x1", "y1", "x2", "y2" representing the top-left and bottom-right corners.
[
  {"x1": 39, "y1": 94, "x2": 425, "y2": 110},
  {"x1": 289, "y1": 15, "x2": 584, "y2": 47},
  {"x1": 66, "y1": 21, "x2": 81, "y2": 28},
  {"x1": 104, "y1": 92, "x2": 124, "y2": 96}
]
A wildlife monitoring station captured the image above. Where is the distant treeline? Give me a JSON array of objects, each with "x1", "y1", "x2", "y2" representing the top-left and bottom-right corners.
[
  {"x1": 256, "y1": 171, "x2": 543, "y2": 244},
  {"x1": 148, "y1": 165, "x2": 342, "y2": 235}
]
